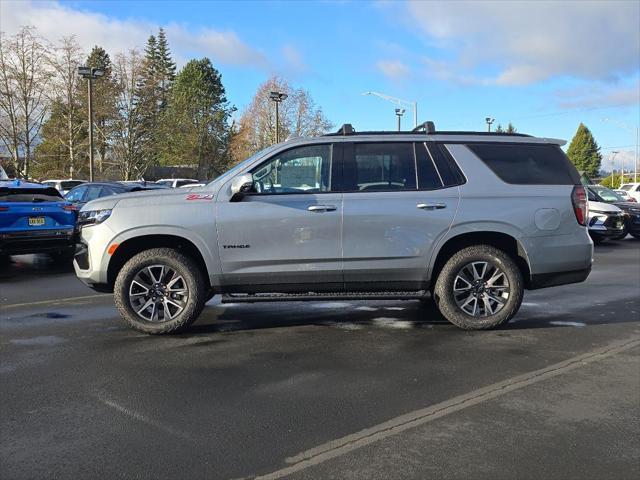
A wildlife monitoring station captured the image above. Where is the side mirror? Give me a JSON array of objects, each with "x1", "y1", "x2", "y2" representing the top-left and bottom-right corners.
[{"x1": 230, "y1": 173, "x2": 254, "y2": 202}]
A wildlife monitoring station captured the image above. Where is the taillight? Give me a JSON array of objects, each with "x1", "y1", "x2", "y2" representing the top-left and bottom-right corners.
[
  {"x1": 571, "y1": 185, "x2": 588, "y2": 226},
  {"x1": 62, "y1": 204, "x2": 77, "y2": 212},
  {"x1": 0, "y1": 206, "x2": 8, "y2": 212}
]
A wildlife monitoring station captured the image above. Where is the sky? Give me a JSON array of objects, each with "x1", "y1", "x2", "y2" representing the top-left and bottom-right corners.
[{"x1": 2, "y1": 0, "x2": 639, "y2": 172}]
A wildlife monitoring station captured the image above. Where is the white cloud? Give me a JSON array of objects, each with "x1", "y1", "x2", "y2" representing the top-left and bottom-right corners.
[
  {"x1": 555, "y1": 82, "x2": 640, "y2": 109},
  {"x1": 407, "y1": 0, "x2": 640, "y2": 85},
  {"x1": 376, "y1": 60, "x2": 411, "y2": 80},
  {"x1": 0, "y1": 1, "x2": 269, "y2": 69}
]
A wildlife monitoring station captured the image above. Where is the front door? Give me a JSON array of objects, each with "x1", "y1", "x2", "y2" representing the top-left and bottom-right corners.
[
  {"x1": 341, "y1": 141, "x2": 459, "y2": 290},
  {"x1": 216, "y1": 143, "x2": 343, "y2": 292}
]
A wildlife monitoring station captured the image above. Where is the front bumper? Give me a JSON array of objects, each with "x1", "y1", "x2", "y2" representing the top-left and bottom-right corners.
[
  {"x1": 588, "y1": 212, "x2": 625, "y2": 238},
  {"x1": 0, "y1": 228, "x2": 75, "y2": 255}
]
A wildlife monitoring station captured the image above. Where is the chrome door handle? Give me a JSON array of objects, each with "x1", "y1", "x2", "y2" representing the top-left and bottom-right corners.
[
  {"x1": 417, "y1": 202, "x2": 447, "y2": 210},
  {"x1": 308, "y1": 205, "x2": 337, "y2": 212}
]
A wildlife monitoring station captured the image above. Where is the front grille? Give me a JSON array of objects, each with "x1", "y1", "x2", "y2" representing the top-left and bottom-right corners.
[{"x1": 603, "y1": 215, "x2": 624, "y2": 229}]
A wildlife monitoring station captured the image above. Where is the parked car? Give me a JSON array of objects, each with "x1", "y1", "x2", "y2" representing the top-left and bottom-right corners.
[
  {"x1": 613, "y1": 188, "x2": 637, "y2": 202},
  {"x1": 589, "y1": 185, "x2": 640, "y2": 240},
  {"x1": 74, "y1": 122, "x2": 593, "y2": 334},
  {"x1": 179, "y1": 183, "x2": 206, "y2": 188},
  {"x1": 0, "y1": 179, "x2": 76, "y2": 261},
  {"x1": 586, "y1": 188, "x2": 625, "y2": 243},
  {"x1": 41, "y1": 179, "x2": 87, "y2": 195},
  {"x1": 155, "y1": 178, "x2": 200, "y2": 188},
  {"x1": 65, "y1": 182, "x2": 170, "y2": 210},
  {"x1": 618, "y1": 182, "x2": 640, "y2": 202}
]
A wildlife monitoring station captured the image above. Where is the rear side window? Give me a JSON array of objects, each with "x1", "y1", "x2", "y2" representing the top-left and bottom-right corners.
[
  {"x1": 468, "y1": 143, "x2": 580, "y2": 185},
  {"x1": 345, "y1": 143, "x2": 416, "y2": 191}
]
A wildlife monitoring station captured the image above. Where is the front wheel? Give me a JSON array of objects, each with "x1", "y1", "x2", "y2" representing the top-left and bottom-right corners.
[
  {"x1": 434, "y1": 245, "x2": 524, "y2": 330},
  {"x1": 114, "y1": 248, "x2": 207, "y2": 334}
]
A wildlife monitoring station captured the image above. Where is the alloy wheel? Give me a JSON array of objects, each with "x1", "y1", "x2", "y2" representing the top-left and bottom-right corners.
[
  {"x1": 452, "y1": 261, "x2": 510, "y2": 317},
  {"x1": 128, "y1": 264, "x2": 189, "y2": 322}
]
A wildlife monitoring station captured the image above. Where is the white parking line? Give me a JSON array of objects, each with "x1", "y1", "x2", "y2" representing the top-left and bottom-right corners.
[
  {"x1": 2, "y1": 294, "x2": 109, "y2": 310},
  {"x1": 254, "y1": 336, "x2": 640, "y2": 480},
  {"x1": 96, "y1": 394, "x2": 193, "y2": 441}
]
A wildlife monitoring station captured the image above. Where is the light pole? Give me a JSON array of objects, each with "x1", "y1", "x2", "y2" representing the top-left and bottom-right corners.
[
  {"x1": 602, "y1": 118, "x2": 639, "y2": 183},
  {"x1": 610, "y1": 151, "x2": 619, "y2": 187},
  {"x1": 395, "y1": 108, "x2": 405, "y2": 131},
  {"x1": 78, "y1": 66, "x2": 104, "y2": 182},
  {"x1": 485, "y1": 117, "x2": 495, "y2": 132},
  {"x1": 363, "y1": 91, "x2": 418, "y2": 128},
  {"x1": 269, "y1": 91, "x2": 288, "y2": 143}
]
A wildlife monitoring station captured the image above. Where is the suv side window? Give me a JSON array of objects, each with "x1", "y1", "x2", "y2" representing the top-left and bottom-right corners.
[
  {"x1": 345, "y1": 143, "x2": 416, "y2": 192},
  {"x1": 251, "y1": 144, "x2": 333, "y2": 194},
  {"x1": 65, "y1": 185, "x2": 87, "y2": 202},
  {"x1": 467, "y1": 143, "x2": 580, "y2": 185}
]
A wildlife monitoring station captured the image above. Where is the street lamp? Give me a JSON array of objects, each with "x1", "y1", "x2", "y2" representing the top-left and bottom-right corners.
[
  {"x1": 395, "y1": 108, "x2": 405, "y2": 132},
  {"x1": 78, "y1": 66, "x2": 104, "y2": 182},
  {"x1": 485, "y1": 117, "x2": 495, "y2": 132},
  {"x1": 363, "y1": 91, "x2": 418, "y2": 128},
  {"x1": 269, "y1": 91, "x2": 288, "y2": 143}
]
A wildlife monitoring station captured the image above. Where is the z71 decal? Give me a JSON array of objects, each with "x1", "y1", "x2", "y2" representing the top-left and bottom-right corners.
[{"x1": 186, "y1": 194, "x2": 214, "y2": 201}]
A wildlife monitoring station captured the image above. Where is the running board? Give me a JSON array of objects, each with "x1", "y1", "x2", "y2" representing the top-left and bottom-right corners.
[{"x1": 221, "y1": 291, "x2": 427, "y2": 303}]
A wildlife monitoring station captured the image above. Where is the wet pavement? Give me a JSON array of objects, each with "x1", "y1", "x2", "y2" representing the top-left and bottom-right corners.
[{"x1": 1, "y1": 239, "x2": 639, "y2": 479}]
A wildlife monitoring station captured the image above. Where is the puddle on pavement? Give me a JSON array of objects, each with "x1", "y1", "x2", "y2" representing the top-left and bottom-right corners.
[{"x1": 10, "y1": 335, "x2": 66, "y2": 346}]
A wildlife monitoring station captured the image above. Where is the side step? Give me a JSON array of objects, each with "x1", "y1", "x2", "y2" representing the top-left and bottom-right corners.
[{"x1": 221, "y1": 291, "x2": 427, "y2": 303}]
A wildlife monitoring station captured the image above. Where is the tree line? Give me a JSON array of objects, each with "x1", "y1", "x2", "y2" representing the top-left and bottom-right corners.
[{"x1": 0, "y1": 26, "x2": 332, "y2": 181}]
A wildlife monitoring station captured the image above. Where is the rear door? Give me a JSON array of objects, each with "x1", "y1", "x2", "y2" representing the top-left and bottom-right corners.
[
  {"x1": 216, "y1": 143, "x2": 343, "y2": 292},
  {"x1": 341, "y1": 141, "x2": 460, "y2": 290}
]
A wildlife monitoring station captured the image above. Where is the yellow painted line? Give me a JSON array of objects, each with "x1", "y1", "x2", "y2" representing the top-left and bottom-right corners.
[{"x1": 2, "y1": 294, "x2": 110, "y2": 310}]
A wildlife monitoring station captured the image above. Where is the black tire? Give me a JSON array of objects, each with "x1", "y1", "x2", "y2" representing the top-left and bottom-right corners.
[
  {"x1": 629, "y1": 232, "x2": 640, "y2": 240},
  {"x1": 433, "y1": 245, "x2": 524, "y2": 330},
  {"x1": 114, "y1": 248, "x2": 207, "y2": 334}
]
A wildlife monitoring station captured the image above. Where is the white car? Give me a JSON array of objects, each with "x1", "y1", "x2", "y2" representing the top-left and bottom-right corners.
[
  {"x1": 613, "y1": 189, "x2": 636, "y2": 202},
  {"x1": 42, "y1": 179, "x2": 87, "y2": 195},
  {"x1": 586, "y1": 194, "x2": 625, "y2": 243},
  {"x1": 155, "y1": 178, "x2": 200, "y2": 188},
  {"x1": 179, "y1": 183, "x2": 206, "y2": 188},
  {"x1": 619, "y1": 183, "x2": 640, "y2": 202}
]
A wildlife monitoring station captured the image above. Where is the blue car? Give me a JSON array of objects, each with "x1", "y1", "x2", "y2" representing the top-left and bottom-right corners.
[{"x1": 0, "y1": 179, "x2": 77, "y2": 260}]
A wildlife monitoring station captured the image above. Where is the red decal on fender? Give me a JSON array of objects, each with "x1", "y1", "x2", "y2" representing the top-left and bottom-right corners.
[{"x1": 186, "y1": 194, "x2": 214, "y2": 201}]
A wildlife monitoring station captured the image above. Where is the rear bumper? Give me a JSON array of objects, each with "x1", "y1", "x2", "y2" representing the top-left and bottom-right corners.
[
  {"x1": 529, "y1": 266, "x2": 591, "y2": 289},
  {"x1": 0, "y1": 228, "x2": 75, "y2": 255}
]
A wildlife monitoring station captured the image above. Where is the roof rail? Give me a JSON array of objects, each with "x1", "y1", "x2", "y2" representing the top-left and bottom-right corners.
[
  {"x1": 335, "y1": 123, "x2": 355, "y2": 135},
  {"x1": 412, "y1": 121, "x2": 436, "y2": 133}
]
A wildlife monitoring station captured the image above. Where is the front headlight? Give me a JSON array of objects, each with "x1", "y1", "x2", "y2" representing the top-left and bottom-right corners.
[{"x1": 77, "y1": 209, "x2": 112, "y2": 227}]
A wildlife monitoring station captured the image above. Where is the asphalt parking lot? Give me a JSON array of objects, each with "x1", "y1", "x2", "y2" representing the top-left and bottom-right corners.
[{"x1": 1, "y1": 238, "x2": 639, "y2": 480}]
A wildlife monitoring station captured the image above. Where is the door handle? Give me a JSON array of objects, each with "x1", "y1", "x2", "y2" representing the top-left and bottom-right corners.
[
  {"x1": 308, "y1": 205, "x2": 337, "y2": 212},
  {"x1": 417, "y1": 202, "x2": 447, "y2": 210}
]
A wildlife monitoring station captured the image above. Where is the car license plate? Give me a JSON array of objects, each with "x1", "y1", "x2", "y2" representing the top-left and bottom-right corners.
[{"x1": 28, "y1": 217, "x2": 45, "y2": 226}]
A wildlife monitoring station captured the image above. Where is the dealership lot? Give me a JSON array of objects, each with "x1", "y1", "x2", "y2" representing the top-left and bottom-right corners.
[{"x1": 1, "y1": 239, "x2": 639, "y2": 479}]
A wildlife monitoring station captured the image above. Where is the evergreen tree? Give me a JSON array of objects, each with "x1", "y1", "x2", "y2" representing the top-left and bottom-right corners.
[
  {"x1": 567, "y1": 123, "x2": 602, "y2": 176},
  {"x1": 156, "y1": 28, "x2": 176, "y2": 110},
  {"x1": 135, "y1": 30, "x2": 177, "y2": 168},
  {"x1": 158, "y1": 58, "x2": 234, "y2": 178}
]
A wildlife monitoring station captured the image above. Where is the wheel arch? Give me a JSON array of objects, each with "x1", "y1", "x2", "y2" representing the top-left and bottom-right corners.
[
  {"x1": 107, "y1": 234, "x2": 211, "y2": 290},
  {"x1": 429, "y1": 231, "x2": 532, "y2": 289}
]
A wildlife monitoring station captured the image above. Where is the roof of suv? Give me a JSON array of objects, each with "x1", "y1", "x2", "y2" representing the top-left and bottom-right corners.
[{"x1": 319, "y1": 122, "x2": 566, "y2": 146}]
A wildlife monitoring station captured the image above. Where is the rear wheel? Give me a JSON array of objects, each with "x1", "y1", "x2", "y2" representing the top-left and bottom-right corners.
[
  {"x1": 434, "y1": 245, "x2": 524, "y2": 330},
  {"x1": 114, "y1": 248, "x2": 207, "y2": 334}
]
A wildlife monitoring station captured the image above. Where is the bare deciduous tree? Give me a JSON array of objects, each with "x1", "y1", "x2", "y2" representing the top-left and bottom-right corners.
[
  {"x1": 230, "y1": 76, "x2": 332, "y2": 163},
  {"x1": 112, "y1": 50, "x2": 148, "y2": 180},
  {"x1": 38, "y1": 36, "x2": 86, "y2": 178},
  {"x1": 0, "y1": 27, "x2": 50, "y2": 178}
]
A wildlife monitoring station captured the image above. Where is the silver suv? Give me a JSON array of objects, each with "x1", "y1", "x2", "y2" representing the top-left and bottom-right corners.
[{"x1": 74, "y1": 122, "x2": 593, "y2": 334}]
